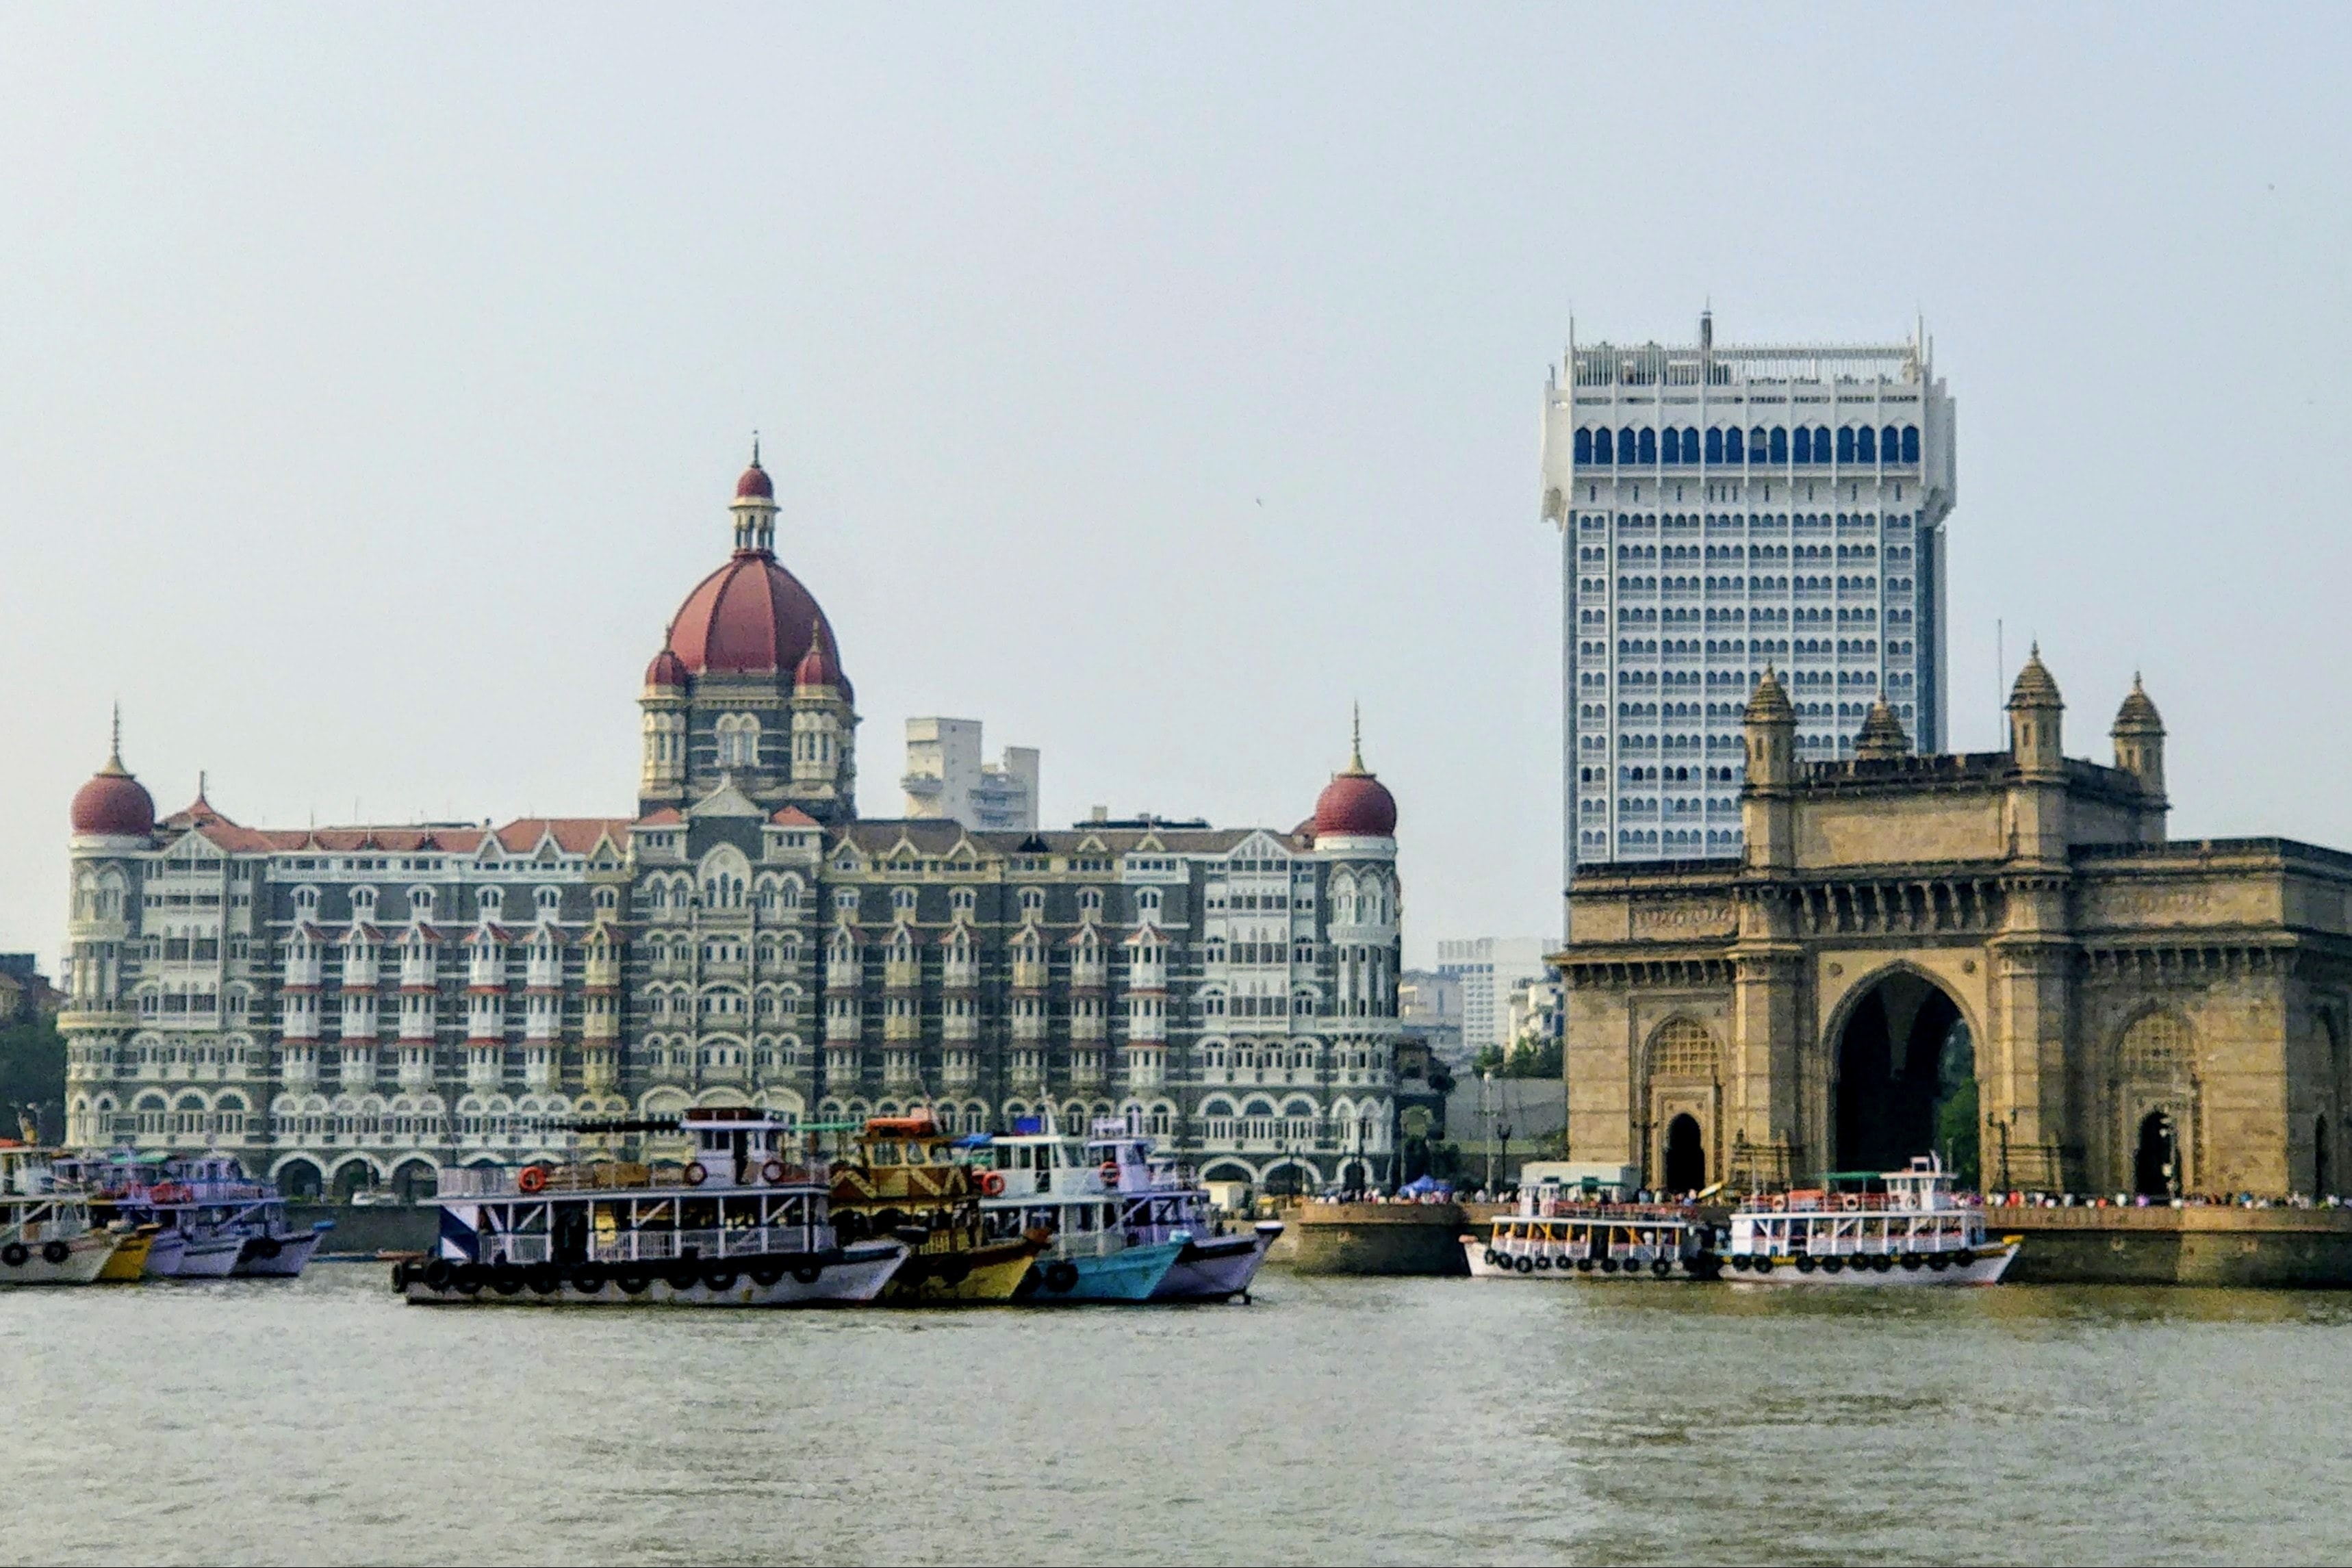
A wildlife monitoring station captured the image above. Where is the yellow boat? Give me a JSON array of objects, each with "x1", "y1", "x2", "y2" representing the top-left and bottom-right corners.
[
  {"x1": 830, "y1": 1118, "x2": 1041, "y2": 1303},
  {"x1": 94, "y1": 1226, "x2": 155, "y2": 1282}
]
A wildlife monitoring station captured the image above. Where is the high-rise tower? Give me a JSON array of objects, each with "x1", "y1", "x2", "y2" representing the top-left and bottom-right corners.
[{"x1": 1539, "y1": 313, "x2": 1956, "y2": 885}]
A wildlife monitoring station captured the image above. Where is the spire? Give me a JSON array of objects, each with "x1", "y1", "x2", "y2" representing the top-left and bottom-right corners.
[
  {"x1": 751, "y1": 429, "x2": 760, "y2": 467},
  {"x1": 101, "y1": 702, "x2": 127, "y2": 777},
  {"x1": 1346, "y1": 702, "x2": 1366, "y2": 775}
]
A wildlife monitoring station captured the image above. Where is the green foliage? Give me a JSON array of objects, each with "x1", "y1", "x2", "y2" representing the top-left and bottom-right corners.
[
  {"x1": 1472, "y1": 1038, "x2": 1563, "y2": 1080},
  {"x1": 1503, "y1": 1036, "x2": 1563, "y2": 1080},
  {"x1": 1936, "y1": 1077, "x2": 1981, "y2": 1191},
  {"x1": 0, "y1": 1018, "x2": 67, "y2": 1130}
]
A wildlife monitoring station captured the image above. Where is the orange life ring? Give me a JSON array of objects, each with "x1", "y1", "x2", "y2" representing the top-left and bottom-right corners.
[
  {"x1": 517, "y1": 1166, "x2": 548, "y2": 1194},
  {"x1": 762, "y1": 1159, "x2": 789, "y2": 1184},
  {"x1": 978, "y1": 1171, "x2": 1006, "y2": 1197},
  {"x1": 1099, "y1": 1161, "x2": 1120, "y2": 1187},
  {"x1": 683, "y1": 1161, "x2": 708, "y2": 1187}
]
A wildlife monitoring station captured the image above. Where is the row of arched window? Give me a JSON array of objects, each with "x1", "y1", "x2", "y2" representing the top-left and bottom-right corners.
[{"x1": 1576, "y1": 424, "x2": 1922, "y2": 467}]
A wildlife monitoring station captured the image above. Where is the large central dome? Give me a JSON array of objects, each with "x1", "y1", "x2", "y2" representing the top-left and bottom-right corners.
[
  {"x1": 667, "y1": 553, "x2": 836, "y2": 676},
  {"x1": 660, "y1": 454, "x2": 845, "y2": 681}
]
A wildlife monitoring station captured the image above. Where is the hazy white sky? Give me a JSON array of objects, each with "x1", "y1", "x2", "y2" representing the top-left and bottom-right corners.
[{"x1": 4, "y1": 8, "x2": 2349, "y2": 966}]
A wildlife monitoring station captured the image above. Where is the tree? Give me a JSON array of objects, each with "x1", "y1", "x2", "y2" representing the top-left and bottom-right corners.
[{"x1": 0, "y1": 1018, "x2": 67, "y2": 1140}]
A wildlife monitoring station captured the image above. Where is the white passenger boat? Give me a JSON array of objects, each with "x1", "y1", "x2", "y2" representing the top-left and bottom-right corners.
[
  {"x1": 1724, "y1": 1155, "x2": 2020, "y2": 1285},
  {"x1": 1087, "y1": 1118, "x2": 1282, "y2": 1302},
  {"x1": 0, "y1": 1147, "x2": 118, "y2": 1286},
  {"x1": 398, "y1": 1107, "x2": 906, "y2": 1307},
  {"x1": 974, "y1": 1125, "x2": 1186, "y2": 1302},
  {"x1": 1461, "y1": 1179, "x2": 1719, "y2": 1280}
]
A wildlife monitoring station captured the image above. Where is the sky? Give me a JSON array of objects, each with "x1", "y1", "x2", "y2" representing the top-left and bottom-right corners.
[{"x1": 3, "y1": 7, "x2": 2349, "y2": 968}]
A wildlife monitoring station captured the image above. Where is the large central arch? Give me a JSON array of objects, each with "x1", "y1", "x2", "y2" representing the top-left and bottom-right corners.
[{"x1": 1831, "y1": 968, "x2": 1978, "y2": 1184}]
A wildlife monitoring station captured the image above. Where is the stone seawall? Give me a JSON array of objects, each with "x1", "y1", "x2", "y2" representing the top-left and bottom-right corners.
[
  {"x1": 1276, "y1": 1199, "x2": 2352, "y2": 1287},
  {"x1": 1991, "y1": 1205, "x2": 2352, "y2": 1287},
  {"x1": 292, "y1": 1203, "x2": 437, "y2": 1256},
  {"x1": 1283, "y1": 1203, "x2": 1511, "y2": 1276}
]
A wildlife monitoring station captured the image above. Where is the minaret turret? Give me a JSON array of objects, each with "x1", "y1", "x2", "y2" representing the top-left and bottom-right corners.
[
  {"x1": 2006, "y1": 644, "x2": 2065, "y2": 779},
  {"x1": 2112, "y1": 673, "x2": 2167, "y2": 842},
  {"x1": 1740, "y1": 668, "x2": 1798, "y2": 869}
]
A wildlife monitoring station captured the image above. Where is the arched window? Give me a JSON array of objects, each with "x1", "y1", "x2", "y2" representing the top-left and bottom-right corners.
[
  {"x1": 1835, "y1": 426, "x2": 1855, "y2": 463},
  {"x1": 1704, "y1": 427, "x2": 1724, "y2": 464},
  {"x1": 1679, "y1": 427, "x2": 1699, "y2": 463},
  {"x1": 1594, "y1": 428, "x2": 1613, "y2": 463},
  {"x1": 1574, "y1": 428, "x2": 1594, "y2": 463},
  {"x1": 2119, "y1": 1013, "x2": 2194, "y2": 1081},
  {"x1": 1636, "y1": 428, "x2": 1657, "y2": 465},
  {"x1": 1650, "y1": 1018, "x2": 1720, "y2": 1080},
  {"x1": 1901, "y1": 425, "x2": 1920, "y2": 463},
  {"x1": 1725, "y1": 426, "x2": 1744, "y2": 462},
  {"x1": 1856, "y1": 425, "x2": 1876, "y2": 462},
  {"x1": 1812, "y1": 426, "x2": 1830, "y2": 461},
  {"x1": 1793, "y1": 427, "x2": 1813, "y2": 465},
  {"x1": 1768, "y1": 426, "x2": 1787, "y2": 463},
  {"x1": 1619, "y1": 426, "x2": 1637, "y2": 463}
]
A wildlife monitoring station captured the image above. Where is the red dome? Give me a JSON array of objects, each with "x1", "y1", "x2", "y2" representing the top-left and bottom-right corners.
[
  {"x1": 644, "y1": 647, "x2": 689, "y2": 689},
  {"x1": 735, "y1": 462, "x2": 774, "y2": 500},
  {"x1": 794, "y1": 630, "x2": 842, "y2": 691},
  {"x1": 668, "y1": 554, "x2": 839, "y2": 678},
  {"x1": 71, "y1": 758, "x2": 155, "y2": 838},
  {"x1": 1314, "y1": 770, "x2": 1396, "y2": 840}
]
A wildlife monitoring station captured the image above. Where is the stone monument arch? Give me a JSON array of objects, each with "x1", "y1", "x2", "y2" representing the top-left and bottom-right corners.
[{"x1": 1561, "y1": 659, "x2": 2352, "y2": 1197}]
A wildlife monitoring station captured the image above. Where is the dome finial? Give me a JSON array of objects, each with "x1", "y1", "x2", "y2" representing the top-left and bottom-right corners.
[
  {"x1": 1347, "y1": 702, "x2": 1366, "y2": 775},
  {"x1": 751, "y1": 429, "x2": 760, "y2": 467},
  {"x1": 102, "y1": 702, "x2": 127, "y2": 777}
]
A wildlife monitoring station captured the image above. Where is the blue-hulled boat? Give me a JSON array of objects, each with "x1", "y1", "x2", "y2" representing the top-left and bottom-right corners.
[{"x1": 974, "y1": 1125, "x2": 1184, "y2": 1302}]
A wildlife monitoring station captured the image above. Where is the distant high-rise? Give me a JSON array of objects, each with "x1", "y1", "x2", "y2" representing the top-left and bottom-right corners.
[
  {"x1": 1539, "y1": 313, "x2": 1956, "y2": 881},
  {"x1": 901, "y1": 717, "x2": 1040, "y2": 831},
  {"x1": 1435, "y1": 937, "x2": 1554, "y2": 1053}
]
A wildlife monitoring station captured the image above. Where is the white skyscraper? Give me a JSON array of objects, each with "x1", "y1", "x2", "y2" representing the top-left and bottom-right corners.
[
  {"x1": 1539, "y1": 313, "x2": 1956, "y2": 881},
  {"x1": 1435, "y1": 937, "x2": 1555, "y2": 1053},
  {"x1": 901, "y1": 717, "x2": 1040, "y2": 830}
]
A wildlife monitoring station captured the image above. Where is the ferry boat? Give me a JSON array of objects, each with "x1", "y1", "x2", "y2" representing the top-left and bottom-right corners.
[
  {"x1": 1086, "y1": 1119, "x2": 1282, "y2": 1302},
  {"x1": 62, "y1": 1153, "x2": 330, "y2": 1278},
  {"x1": 829, "y1": 1116, "x2": 1043, "y2": 1303},
  {"x1": 398, "y1": 1107, "x2": 906, "y2": 1307},
  {"x1": 974, "y1": 1125, "x2": 1186, "y2": 1302},
  {"x1": 1724, "y1": 1155, "x2": 2020, "y2": 1285},
  {"x1": 1461, "y1": 1179, "x2": 1718, "y2": 1280},
  {"x1": 0, "y1": 1146, "x2": 119, "y2": 1285}
]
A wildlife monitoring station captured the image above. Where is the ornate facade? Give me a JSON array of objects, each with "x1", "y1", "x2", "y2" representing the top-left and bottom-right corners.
[
  {"x1": 59, "y1": 454, "x2": 1405, "y2": 1198},
  {"x1": 1563, "y1": 654, "x2": 2352, "y2": 1198}
]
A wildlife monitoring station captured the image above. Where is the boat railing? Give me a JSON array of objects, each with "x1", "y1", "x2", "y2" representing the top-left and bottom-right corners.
[
  {"x1": 1511, "y1": 1202, "x2": 1700, "y2": 1223},
  {"x1": 436, "y1": 1163, "x2": 829, "y2": 1200},
  {"x1": 1741, "y1": 1191, "x2": 1961, "y2": 1216},
  {"x1": 473, "y1": 1224, "x2": 827, "y2": 1266}
]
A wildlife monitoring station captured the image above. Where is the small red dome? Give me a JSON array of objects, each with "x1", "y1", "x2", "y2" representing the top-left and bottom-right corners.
[
  {"x1": 72, "y1": 758, "x2": 155, "y2": 838},
  {"x1": 794, "y1": 630, "x2": 842, "y2": 691},
  {"x1": 1314, "y1": 770, "x2": 1396, "y2": 840},
  {"x1": 735, "y1": 462, "x2": 774, "y2": 500},
  {"x1": 668, "y1": 554, "x2": 839, "y2": 678},
  {"x1": 644, "y1": 647, "x2": 689, "y2": 689}
]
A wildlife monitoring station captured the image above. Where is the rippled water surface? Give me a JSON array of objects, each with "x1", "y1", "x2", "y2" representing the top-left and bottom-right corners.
[{"x1": 5, "y1": 1265, "x2": 2351, "y2": 1565}]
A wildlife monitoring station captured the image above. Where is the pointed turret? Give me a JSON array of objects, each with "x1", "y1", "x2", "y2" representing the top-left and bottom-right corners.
[
  {"x1": 2006, "y1": 643, "x2": 2064, "y2": 777},
  {"x1": 1854, "y1": 697, "x2": 1910, "y2": 762}
]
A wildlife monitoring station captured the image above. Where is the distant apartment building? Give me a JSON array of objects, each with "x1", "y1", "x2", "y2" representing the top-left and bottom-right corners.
[
  {"x1": 1539, "y1": 311, "x2": 1956, "y2": 881},
  {"x1": 1505, "y1": 973, "x2": 1564, "y2": 1053},
  {"x1": 901, "y1": 718, "x2": 1040, "y2": 831},
  {"x1": 1398, "y1": 968, "x2": 1466, "y2": 1066},
  {"x1": 1435, "y1": 938, "x2": 1554, "y2": 1053}
]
